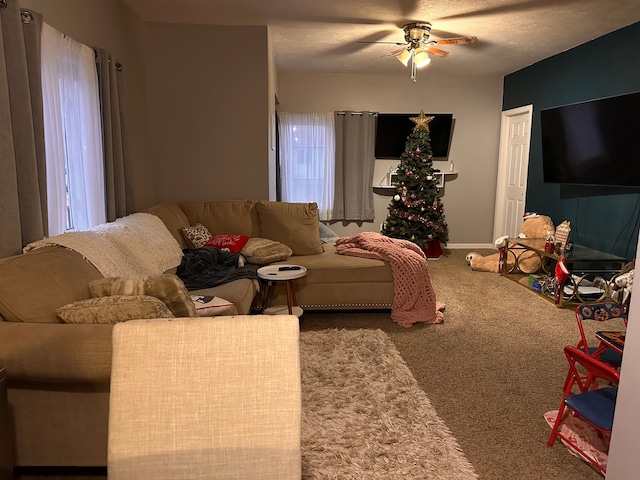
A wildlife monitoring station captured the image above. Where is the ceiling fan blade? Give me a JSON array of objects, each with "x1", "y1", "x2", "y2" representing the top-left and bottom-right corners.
[
  {"x1": 430, "y1": 28, "x2": 465, "y2": 38},
  {"x1": 358, "y1": 41, "x2": 405, "y2": 45},
  {"x1": 426, "y1": 46, "x2": 449, "y2": 58},
  {"x1": 271, "y1": 12, "x2": 386, "y2": 25},
  {"x1": 382, "y1": 47, "x2": 409, "y2": 57},
  {"x1": 435, "y1": 36, "x2": 478, "y2": 45},
  {"x1": 332, "y1": 31, "x2": 401, "y2": 55},
  {"x1": 437, "y1": 0, "x2": 581, "y2": 20}
]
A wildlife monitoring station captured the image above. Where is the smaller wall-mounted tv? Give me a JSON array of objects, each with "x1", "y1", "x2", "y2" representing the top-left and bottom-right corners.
[
  {"x1": 375, "y1": 113, "x2": 453, "y2": 159},
  {"x1": 541, "y1": 91, "x2": 640, "y2": 187}
]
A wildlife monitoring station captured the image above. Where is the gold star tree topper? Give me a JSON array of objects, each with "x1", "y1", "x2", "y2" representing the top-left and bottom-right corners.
[{"x1": 410, "y1": 110, "x2": 434, "y2": 132}]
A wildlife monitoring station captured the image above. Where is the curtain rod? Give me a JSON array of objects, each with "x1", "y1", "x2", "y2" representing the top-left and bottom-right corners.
[{"x1": 335, "y1": 112, "x2": 378, "y2": 116}]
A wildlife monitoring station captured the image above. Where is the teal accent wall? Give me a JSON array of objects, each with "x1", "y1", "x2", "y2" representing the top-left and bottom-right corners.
[{"x1": 503, "y1": 21, "x2": 640, "y2": 260}]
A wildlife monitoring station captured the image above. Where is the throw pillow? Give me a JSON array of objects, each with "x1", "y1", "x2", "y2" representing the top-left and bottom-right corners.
[
  {"x1": 256, "y1": 201, "x2": 323, "y2": 255},
  {"x1": 190, "y1": 295, "x2": 234, "y2": 316},
  {"x1": 240, "y1": 237, "x2": 293, "y2": 265},
  {"x1": 56, "y1": 295, "x2": 174, "y2": 324},
  {"x1": 89, "y1": 274, "x2": 197, "y2": 317},
  {"x1": 182, "y1": 223, "x2": 212, "y2": 249},
  {"x1": 204, "y1": 234, "x2": 249, "y2": 254}
]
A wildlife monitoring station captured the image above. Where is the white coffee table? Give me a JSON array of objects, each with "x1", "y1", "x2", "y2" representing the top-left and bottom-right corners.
[{"x1": 257, "y1": 264, "x2": 307, "y2": 317}]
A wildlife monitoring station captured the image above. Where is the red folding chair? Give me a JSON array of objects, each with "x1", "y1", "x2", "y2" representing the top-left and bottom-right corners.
[
  {"x1": 548, "y1": 345, "x2": 620, "y2": 475},
  {"x1": 570, "y1": 302, "x2": 625, "y2": 391}
]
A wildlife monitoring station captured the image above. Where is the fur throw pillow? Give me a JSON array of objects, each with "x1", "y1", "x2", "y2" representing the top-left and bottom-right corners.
[
  {"x1": 56, "y1": 295, "x2": 174, "y2": 324},
  {"x1": 89, "y1": 274, "x2": 197, "y2": 317},
  {"x1": 241, "y1": 237, "x2": 293, "y2": 265}
]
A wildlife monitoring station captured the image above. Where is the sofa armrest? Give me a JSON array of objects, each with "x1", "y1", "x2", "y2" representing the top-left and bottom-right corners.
[{"x1": 0, "y1": 322, "x2": 113, "y2": 384}]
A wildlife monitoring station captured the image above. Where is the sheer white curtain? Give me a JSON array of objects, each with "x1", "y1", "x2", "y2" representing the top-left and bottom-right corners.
[
  {"x1": 41, "y1": 22, "x2": 105, "y2": 234},
  {"x1": 279, "y1": 112, "x2": 335, "y2": 220}
]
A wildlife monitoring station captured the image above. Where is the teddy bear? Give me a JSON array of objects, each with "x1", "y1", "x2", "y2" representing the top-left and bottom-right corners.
[{"x1": 466, "y1": 214, "x2": 556, "y2": 273}]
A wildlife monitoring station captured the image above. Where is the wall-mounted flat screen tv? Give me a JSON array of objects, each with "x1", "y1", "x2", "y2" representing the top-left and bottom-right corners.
[
  {"x1": 541, "y1": 91, "x2": 640, "y2": 187},
  {"x1": 375, "y1": 113, "x2": 453, "y2": 159}
]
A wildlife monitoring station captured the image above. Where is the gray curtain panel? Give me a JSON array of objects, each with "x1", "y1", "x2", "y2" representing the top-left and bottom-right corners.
[
  {"x1": 0, "y1": 3, "x2": 47, "y2": 257},
  {"x1": 332, "y1": 111, "x2": 376, "y2": 222},
  {"x1": 95, "y1": 48, "x2": 133, "y2": 221}
]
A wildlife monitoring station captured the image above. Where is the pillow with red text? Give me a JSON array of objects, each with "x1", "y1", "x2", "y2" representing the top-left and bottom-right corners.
[{"x1": 204, "y1": 234, "x2": 249, "y2": 254}]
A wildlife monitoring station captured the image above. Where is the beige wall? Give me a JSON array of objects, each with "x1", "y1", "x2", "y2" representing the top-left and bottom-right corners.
[
  {"x1": 278, "y1": 72, "x2": 504, "y2": 246},
  {"x1": 141, "y1": 22, "x2": 270, "y2": 206},
  {"x1": 19, "y1": 0, "x2": 152, "y2": 210},
  {"x1": 17, "y1": 2, "x2": 273, "y2": 209}
]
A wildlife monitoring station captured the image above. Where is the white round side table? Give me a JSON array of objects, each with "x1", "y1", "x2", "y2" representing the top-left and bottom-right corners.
[{"x1": 257, "y1": 264, "x2": 307, "y2": 317}]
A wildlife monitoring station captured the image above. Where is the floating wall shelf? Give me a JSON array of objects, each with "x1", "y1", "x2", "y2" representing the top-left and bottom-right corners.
[{"x1": 373, "y1": 171, "x2": 457, "y2": 195}]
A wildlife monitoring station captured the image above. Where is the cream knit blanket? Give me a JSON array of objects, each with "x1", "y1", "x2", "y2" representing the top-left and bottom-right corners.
[
  {"x1": 24, "y1": 213, "x2": 183, "y2": 278},
  {"x1": 335, "y1": 232, "x2": 445, "y2": 328}
]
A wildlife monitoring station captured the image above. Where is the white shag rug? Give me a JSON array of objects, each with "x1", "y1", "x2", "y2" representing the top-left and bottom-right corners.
[{"x1": 300, "y1": 328, "x2": 478, "y2": 480}]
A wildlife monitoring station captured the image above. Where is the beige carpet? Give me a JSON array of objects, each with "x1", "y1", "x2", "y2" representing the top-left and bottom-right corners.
[
  {"x1": 300, "y1": 328, "x2": 477, "y2": 479},
  {"x1": 300, "y1": 249, "x2": 608, "y2": 480}
]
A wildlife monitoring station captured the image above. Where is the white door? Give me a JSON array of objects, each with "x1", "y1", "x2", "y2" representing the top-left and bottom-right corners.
[{"x1": 493, "y1": 105, "x2": 533, "y2": 240}]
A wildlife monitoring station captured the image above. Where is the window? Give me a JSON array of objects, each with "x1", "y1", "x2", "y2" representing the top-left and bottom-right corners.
[
  {"x1": 278, "y1": 112, "x2": 335, "y2": 221},
  {"x1": 41, "y1": 23, "x2": 105, "y2": 235}
]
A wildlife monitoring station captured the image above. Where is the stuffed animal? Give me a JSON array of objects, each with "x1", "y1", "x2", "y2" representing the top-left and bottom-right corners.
[
  {"x1": 466, "y1": 214, "x2": 556, "y2": 273},
  {"x1": 612, "y1": 261, "x2": 634, "y2": 304}
]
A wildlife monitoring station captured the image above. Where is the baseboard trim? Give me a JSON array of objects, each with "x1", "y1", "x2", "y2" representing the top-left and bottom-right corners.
[{"x1": 445, "y1": 243, "x2": 495, "y2": 250}]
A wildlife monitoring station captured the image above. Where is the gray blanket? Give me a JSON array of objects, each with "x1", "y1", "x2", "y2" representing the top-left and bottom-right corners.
[{"x1": 176, "y1": 247, "x2": 259, "y2": 290}]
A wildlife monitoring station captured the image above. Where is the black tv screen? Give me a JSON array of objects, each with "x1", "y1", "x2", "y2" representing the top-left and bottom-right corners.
[
  {"x1": 375, "y1": 113, "x2": 453, "y2": 159},
  {"x1": 541, "y1": 91, "x2": 640, "y2": 187}
]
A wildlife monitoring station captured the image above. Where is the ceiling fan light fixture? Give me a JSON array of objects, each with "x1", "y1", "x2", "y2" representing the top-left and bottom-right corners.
[
  {"x1": 396, "y1": 49, "x2": 412, "y2": 66},
  {"x1": 413, "y1": 49, "x2": 431, "y2": 68},
  {"x1": 407, "y1": 27, "x2": 425, "y2": 42}
]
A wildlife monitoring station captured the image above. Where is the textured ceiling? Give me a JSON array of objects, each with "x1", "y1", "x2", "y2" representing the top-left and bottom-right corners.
[{"x1": 121, "y1": 0, "x2": 640, "y2": 77}]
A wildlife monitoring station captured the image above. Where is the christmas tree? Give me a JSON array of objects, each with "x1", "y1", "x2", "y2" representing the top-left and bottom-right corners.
[{"x1": 381, "y1": 110, "x2": 449, "y2": 250}]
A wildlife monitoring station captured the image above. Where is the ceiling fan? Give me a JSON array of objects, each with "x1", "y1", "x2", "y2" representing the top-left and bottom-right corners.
[{"x1": 361, "y1": 22, "x2": 477, "y2": 82}]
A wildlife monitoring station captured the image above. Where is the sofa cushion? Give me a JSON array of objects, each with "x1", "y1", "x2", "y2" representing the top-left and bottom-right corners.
[
  {"x1": 256, "y1": 201, "x2": 323, "y2": 255},
  {"x1": 0, "y1": 246, "x2": 101, "y2": 323},
  {"x1": 241, "y1": 238, "x2": 293, "y2": 265},
  {"x1": 182, "y1": 223, "x2": 212, "y2": 249},
  {"x1": 145, "y1": 202, "x2": 192, "y2": 249},
  {"x1": 205, "y1": 234, "x2": 249, "y2": 254},
  {"x1": 56, "y1": 295, "x2": 174, "y2": 324},
  {"x1": 178, "y1": 201, "x2": 260, "y2": 238},
  {"x1": 274, "y1": 245, "x2": 392, "y2": 283},
  {"x1": 89, "y1": 274, "x2": 197, "y2": 317}
]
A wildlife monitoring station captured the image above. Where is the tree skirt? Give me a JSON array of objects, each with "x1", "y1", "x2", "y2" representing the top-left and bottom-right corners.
[
  {"x1": 544, "y1": 410, "x2": 609, "y2": 473},
  {"x1": 300, "y1": 328, "x2": 478, "y2": 479}
]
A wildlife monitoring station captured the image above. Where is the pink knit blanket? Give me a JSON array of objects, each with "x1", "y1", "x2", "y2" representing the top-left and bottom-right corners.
[{"x1": 335, "y1": 232, "x2": 444, "y2": 328}]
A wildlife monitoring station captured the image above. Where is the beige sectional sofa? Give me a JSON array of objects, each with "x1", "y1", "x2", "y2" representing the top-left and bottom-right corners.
[
  {"x1": 0, "y1": 200, "x2": 393, "y2": 468},
  {"x1": 148, "y1": 200, "x2": 395, "y2": 311}
]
